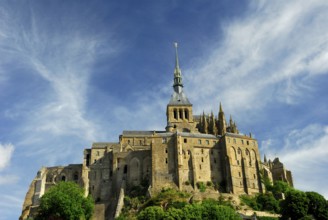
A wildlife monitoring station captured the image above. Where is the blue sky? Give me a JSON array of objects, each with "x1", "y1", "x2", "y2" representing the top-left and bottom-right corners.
[{"x1": 1, "y1": 0, "x2": 328, "y2": 219}]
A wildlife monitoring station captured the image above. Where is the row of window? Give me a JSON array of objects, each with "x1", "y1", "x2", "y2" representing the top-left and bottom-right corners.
[
  {"x1": 173, "y1": 108, "x2": 189, "y2": 120},
  {"x1": 227, "y1": 138, "x2": 256, "y2": 146}
]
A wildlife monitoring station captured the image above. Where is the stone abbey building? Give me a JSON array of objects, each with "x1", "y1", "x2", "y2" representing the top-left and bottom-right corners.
[{"x1": 20, "y1": 45, "x2": 293, "y2": 220}]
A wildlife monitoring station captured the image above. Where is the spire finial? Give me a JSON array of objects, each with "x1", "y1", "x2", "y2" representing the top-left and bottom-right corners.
[
  {"x1": 219, "y1": 102, "x2": 223, "y2": 113},
  {"x1": 173, "y1": 42, "x2": 183, "y2": 93},
  {"x1": 174, "y1": 42, "x2": 180, "y2": 72}
]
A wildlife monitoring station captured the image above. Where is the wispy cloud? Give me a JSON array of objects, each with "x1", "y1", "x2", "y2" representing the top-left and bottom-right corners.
[
  {"x1": 185, "y1": 0, "x2": 328, "y2": 115},
  {"x1": 0, "y1": 2, "x2": 119, "y2": 163},
  {"x1": 0, "y1": 143, "x2": 14, "y2": 170}
]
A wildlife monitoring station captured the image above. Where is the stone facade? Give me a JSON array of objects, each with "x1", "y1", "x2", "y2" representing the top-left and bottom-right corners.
[{"x1": 20, "y1": 44, "x2": 293, "y2": 220}]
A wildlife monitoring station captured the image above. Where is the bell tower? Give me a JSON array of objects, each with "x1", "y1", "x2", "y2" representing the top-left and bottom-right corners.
[{"x1": 166, "y1": 43, "x2": 195, "y2": 132}]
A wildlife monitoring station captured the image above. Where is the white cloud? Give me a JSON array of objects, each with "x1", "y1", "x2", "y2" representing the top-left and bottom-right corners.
[
  {"x1": 185, "y1": 0, "x2": 328, "y2": 115},
  {"x1": 0, "y1": 143, "x2": 14, "y2": 171},
  {"x1": 263, "y1": 124, "x2": 328, "y2": 198}
]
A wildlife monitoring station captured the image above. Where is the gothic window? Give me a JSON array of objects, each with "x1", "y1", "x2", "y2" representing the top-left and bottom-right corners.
[
  {"x1": 241, "y1": 140, "x2": 244, "y2": 145},
  {"x1": 165, "y1": 148, "x2": 168, "y2": 153},
  {"x1": 247, "y1": 141, "x2": 249, "y2": 145},
  {"x1": 199, "y1": 139, "x2": 202, "y2": 144},
  {"x1": 174, "y1": 109, "x2": 177, "y2": 119},
  {"x1": 201, "y1": 157, "x2": 204, "y2": 162},
  {"x1": 184, "y1": 138, "x2": 187, "y2": 143}
]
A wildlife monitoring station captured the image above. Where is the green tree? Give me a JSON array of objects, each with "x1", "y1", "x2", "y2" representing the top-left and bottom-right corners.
[
  {"x1": 256, "y1": 193, "x2": 280, "y2": 213},
  {"x1": 280, "y1": 190, "x2": 309, "y2": 220},
  {"x1": 181, "y1": 204, "x2": 203, "y2": 220},
  {"x1": 271, "y1": 181, "x2": 291, "y2": 195},
  {"x1": 35, "y1": 181, "x2": 94, "y2": 220},
  {"x1": 306, "y1": 191, "x2": 328, "y2": 220},
  {"x1": 137, "y1": 206, "x2": 165, "y2": 220},
  {"x1": 164, "y1": 207, "x2": 184, "y2": 220}
]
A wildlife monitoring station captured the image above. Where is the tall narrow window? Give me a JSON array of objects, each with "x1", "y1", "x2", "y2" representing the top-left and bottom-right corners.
[
  {"x1": 185, "y1": 109, "x2": 189, "y2": 120},
  {"x1": 179, "y1": 109, "x2": 183, "y2": 119},
  {"x1": 174, "y1": 109, "x2": 177, "y2": 119}
]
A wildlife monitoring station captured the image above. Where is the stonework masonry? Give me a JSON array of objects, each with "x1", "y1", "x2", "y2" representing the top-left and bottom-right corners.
[{"x1": 20, "y1": 45, "x2": 293, "y2": 220}]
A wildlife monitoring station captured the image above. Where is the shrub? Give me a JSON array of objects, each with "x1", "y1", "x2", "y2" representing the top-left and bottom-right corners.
[{"x1": 197, "y1": 182, "x2": 206, "y2": 192}]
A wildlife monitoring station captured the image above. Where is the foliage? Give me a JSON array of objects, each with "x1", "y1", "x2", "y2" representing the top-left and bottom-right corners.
[
  {"x1": 305, "y1": 191, "x2": 328, "y2": 220},
  {"x1": 143, "y1": 188, "x2": 190, "y2": 210},
  {"x1": 35, "y1": 181, "x2": 94, "y2": 220},
  {"x1": 196, "y1": 182, "x2": 206, "y2": 192},
  {"x1": 261, "y1": 173, "x2": 273, "y2": 192},
  {"x1": 240, "y1": 195, "x2": 260, "y2": 211},
  {"x1": 200, "y1": 200, "x2": 241, "y2": 220},
  {"x1": 137, "y1": 206, "x2": 165, "y2": 220},
  {"x1": 136, "y1": 201, "x2": 241, "y2": 220},
  {"x1": 271, "y1": 181, "x2": 291, "y2": 196},
  {"x1": 256, "y1": 193, "x2": 280, "y2": 213},
  {"x1": 280, "y1": 189, "x2": 309, "y2": 220}
]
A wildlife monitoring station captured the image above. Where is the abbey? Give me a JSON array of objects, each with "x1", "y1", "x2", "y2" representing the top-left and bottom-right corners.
[{"x1": 20, "y1": 44, "x2": 293, "y2": 220}]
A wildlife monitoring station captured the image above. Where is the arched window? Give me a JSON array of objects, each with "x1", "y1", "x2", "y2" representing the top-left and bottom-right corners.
[
  {"x1": 173, "y1": 109, "x2": 177, "y2": 119},
  {"x1": 61, "y1": 175, "x2": 66, "y2": 181}
]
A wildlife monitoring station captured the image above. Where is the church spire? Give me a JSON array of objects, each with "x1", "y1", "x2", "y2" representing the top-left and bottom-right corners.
[{"x1": 173, "y1": 42, "x2": 183, "y2": 93}]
